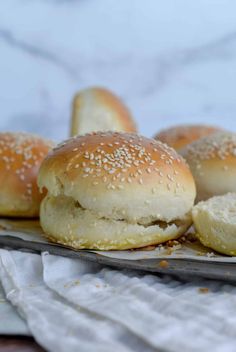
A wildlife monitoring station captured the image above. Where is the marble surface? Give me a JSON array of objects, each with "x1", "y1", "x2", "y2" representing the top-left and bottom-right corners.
[{"x1": 0, "y1": 0, "x2": 236, "y2": 142}]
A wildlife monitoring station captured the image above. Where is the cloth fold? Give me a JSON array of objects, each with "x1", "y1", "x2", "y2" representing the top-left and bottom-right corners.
[{"x1": 0, "y1": 282, "x2": 29, "y2": 335}]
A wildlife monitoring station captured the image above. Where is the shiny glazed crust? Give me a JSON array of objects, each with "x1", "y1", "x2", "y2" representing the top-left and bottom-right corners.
[
  {"x1": 0, "y1": 132, "x2": 53, "y2": 217},
  {"x1": 154, "y1": 124, "x2": 222, "y2": 150},
  {"x1": 181, "y1": 131, "x2": 236, "y2": 201}
]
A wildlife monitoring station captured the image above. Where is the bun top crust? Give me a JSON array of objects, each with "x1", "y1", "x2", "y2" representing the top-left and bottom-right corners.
[
  {"x1": 181, "y1": 131, "x2": 236, "y2": 201},
  {"x1": 38, "y1": 132, "x2": 196, "y2": 223},
  {"x1": 154, "y1": 124, "x2": 222, "y2": 150},
  {"x1": 71, "y1": 87, "x2": 137, "y2": 136},
  {"x1": 0, "y1": 132, "x2": 54, "y2": 217}
]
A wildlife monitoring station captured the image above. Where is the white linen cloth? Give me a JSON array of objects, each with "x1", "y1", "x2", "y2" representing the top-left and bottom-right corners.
[
  {"x1": 1, "y1": 249, "x2": 236, "y2": 352},
  {"x1": 0, "y1": 282, "x2": 30, "y2": 335}
]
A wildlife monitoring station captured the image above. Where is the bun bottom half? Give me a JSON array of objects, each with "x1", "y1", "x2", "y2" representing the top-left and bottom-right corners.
[
  {"x1": 0, "y1": 196, "x2": 40, "y2": 218},
  {"x1": 192, "y1": 193, "x2": 236, "y2": 256},
  {"x1": 40, "y1": 195, "x2": 192, "y2": 250}
]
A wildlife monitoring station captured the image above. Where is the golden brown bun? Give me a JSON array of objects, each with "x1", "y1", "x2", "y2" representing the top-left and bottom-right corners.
[
  {"x1": 192, "y1": 193, "x2": 236, "y2": 256},
  {"x1": 0, "y1": 132, "x2": 54, "y2": 217},
  {"x1": 154, "y1": 124, "x2": 222, "y2": 151},
  {"x1": 70, "y1": 87, "x2": 137, "y2": 136},
  {"x1": 38, "y1": 131, "x2": 196, "y2": 250},
  {"x1": 181, "y1": 131, "x2": 236, "y2": 201}
]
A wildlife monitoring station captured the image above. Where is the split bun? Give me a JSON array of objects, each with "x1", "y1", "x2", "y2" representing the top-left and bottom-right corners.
[{"x1": 38, "y1": 131, "x2": 196, "y2": 250}]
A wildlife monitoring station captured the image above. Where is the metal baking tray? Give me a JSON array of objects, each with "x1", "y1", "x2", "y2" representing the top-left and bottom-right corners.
[{"x1": 0, "y1": 219, "x2": 236, "y2": 282}]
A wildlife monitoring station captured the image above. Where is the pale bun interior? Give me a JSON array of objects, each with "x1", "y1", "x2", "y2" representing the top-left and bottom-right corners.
[{"x1": 192, "y1": 193, "x2": 236, "y2": 256}]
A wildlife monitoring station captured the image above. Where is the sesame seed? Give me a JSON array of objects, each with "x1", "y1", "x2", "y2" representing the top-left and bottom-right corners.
[{"x1": 185, "y1": 132, "x2": 236, "y2": 164}]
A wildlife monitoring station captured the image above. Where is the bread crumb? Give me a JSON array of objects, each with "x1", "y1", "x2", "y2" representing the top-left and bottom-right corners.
[
  {"x1": 206, "y1": 252, "x2": 215, "y2": 258},
  {"x1": 165, "y1": 248, "x2": 173, "y2": 255},
  {"x1": 159, "y1": 260, "x2": 169, "y2": 268},
  {"x1": 197, "y1": 251, "x2": 205, "y2": 256},
  {"x1": 64, "y1": 280, "x2": 80, "y2": 288},
  {"x1": 198, "y1": 287, "x2": 209, "y2": 294},
  {"x1": 139, "y1": 245, "x2": 156, "y2": 251}
]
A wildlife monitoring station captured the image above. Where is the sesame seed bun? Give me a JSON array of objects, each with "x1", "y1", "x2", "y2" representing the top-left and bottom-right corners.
[
  {"x1": 38, "y1": 132, "x2": 196, "y2": 250},
  {"x1": 154, "y1": 124, "x2": 222, "y2": 151},
  {"x1": 70, "y1": 87, "x2": 137, "y2": 136},
  {"x1": 192, "y1": 193, "x2": 236, "y2": 256},
  {"x1": 181, "y1": 131, "x2": 236, "y2": 201},
  {"x1": 0, "y1": 132, "x2": 54, "y2": 217}
]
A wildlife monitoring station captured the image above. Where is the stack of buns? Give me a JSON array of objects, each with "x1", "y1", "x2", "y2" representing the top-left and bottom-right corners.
[
  {"x1": 154, "y1": 126, "x2": 236, "y2": 255},
  {"x1": 179, "y1": 131, "x2": 236, "y2": 255},
  {"x1": 1, "y1": 86, "x2": 235, "y2": 256}
]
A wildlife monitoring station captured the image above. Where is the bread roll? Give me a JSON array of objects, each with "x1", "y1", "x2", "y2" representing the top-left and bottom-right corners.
[
  {"x1": 70, "y1": 87, "x2": 137, "y2": 136},
  {"x1": 192, "y1": 193, "x2": 236, "y2": 256},
  {"x1": 0, "y1": 132, "x2": 53, "y2": 217},
  {"x1": 154, "y1": 124, "x2": 222, "y2": 151},
  {"x1": 38, "y1": 131, "x2": 196, "y2": 250},
  {"x1": 181, "y1": 131, "x2": 236, "y2": 201}
]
